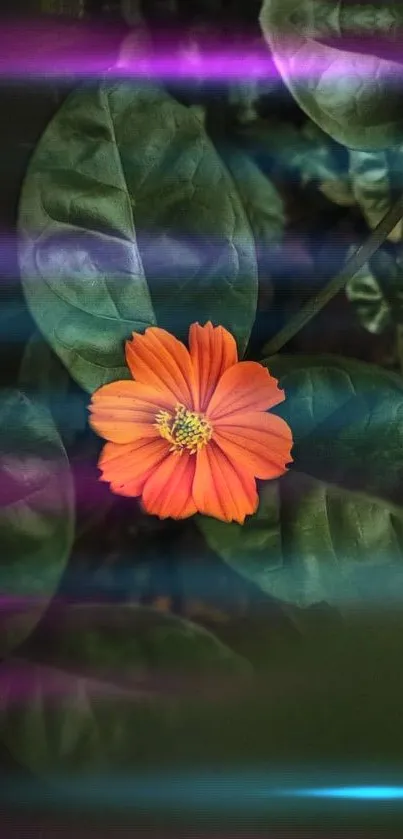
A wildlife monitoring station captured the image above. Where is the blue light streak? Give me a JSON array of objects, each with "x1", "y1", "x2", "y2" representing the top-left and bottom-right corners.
[
  {"x1": 299, "y1": 786, "x2": 403, "y2": 800},
  {"x1": 2, "y1": 774, "x2": 403, "y2": 811}
]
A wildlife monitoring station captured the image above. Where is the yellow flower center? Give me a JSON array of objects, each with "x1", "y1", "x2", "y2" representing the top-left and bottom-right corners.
[{"x1": 155, "y1": 403, "x2": 212, "y2": 455}]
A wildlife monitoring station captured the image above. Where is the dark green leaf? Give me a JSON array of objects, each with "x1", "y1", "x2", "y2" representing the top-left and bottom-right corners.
[
  {"x1": 198, "y1": 355, "x2": 403, "y2": 607},
  {"x1": 222, "y1": 148, "x2": 284, "y2": 244},
  {"x1": 0, "y1": 390, "x2": 74, "y2": 657},
  {"x1": 18, "y1": 79, "x2": 258, "y2": 393}
]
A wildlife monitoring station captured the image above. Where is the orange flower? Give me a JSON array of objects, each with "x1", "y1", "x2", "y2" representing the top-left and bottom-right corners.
[{"x1": 88, "y1": 322, "x2": 293, "y2": 524}]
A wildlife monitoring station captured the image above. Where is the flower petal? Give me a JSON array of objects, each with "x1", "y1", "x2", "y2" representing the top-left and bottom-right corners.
[
  {"x1": 142, "y1": 452, "x2": 197, "y2": 519},
  {"x1": 192, "y1": 441, "x2": 258, "y2": 524},
  {"x1": 89, "y1": 380, "x2": 163, "y2": 443},
  {"x1": 125, "y1": 327, "x2": 195, "y2": 408},
  {"x1": 98, "y1": 437, "x2": 169, "y2": 497},
  {"x1": 189, "y1": 321, "x2": 238, "y2": 412},
  {"x1": 214, "y1": 411, "x2": 293, "y2": 480},
  {"x1": 206, "y1": 362, "x2": 285, "y2": 421}
]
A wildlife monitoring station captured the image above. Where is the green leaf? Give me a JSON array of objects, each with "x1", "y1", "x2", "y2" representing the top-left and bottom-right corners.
[
  {"x1": 259, "y1": 0, "x2": 403, "y2": 150},
  {"x1": 0, "y1": 390, "x2": 74, "y2": 658},
  {"x1": 0, "y1": 603, "x2": 251, "y2": 775},
  {"x1": 18, "y1": 79, "x2": 258, "y2": 393},
  {"x1": 215, "y1": 146, "x2": 284, "y2": 313},
  {"x1": 219, "y1": 146, "x2": 285, "y2": 242},
  {"x1": 198, "y1": 355, "x2": 403, "y2": 608}
]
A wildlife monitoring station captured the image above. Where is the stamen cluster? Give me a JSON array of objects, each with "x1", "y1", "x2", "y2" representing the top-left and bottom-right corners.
[{"x1": 155, "y1": 403, "x2": 212, "y2": 455}]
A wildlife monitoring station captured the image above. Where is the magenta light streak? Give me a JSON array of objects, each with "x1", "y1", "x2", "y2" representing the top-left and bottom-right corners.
[
  {"x1": 0, "y1": 458, "x2": 108, "y2": 515},
  {"x1": 0, "y1": 657, "x2": 254, "y2": 704},
  {"x1": 0, "y1": 658, "x2": 159, "y2": 703},
  {"x1": 1, "y1": 21, "x2": 403, "y2": 82},
  {"x1": 2, "y1": 52, "x2": 403, "y2": 82},
  {"x1": 0, "y1": 46, "x2": 279, "y2": 81}
]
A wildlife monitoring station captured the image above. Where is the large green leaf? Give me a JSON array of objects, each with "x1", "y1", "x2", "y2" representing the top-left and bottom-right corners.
[
  {"x1": 0, "y1": 390, "x2": 74, "y2": 658},
  {"x1": 259, "y1": 0, "x2": 403, "y2": 150},
  {"x1": 0, "y1": 603, "x2": 251, "y2": 775},
  {"x1": 219, "y1": 147, "x2": 285, "y2": 256},
  {"x1": 18, "y1": 79, "x2": 259, "y2": 393},
  {"x1": 198, "y1": 355, "x2": 403, "y2": 608}
]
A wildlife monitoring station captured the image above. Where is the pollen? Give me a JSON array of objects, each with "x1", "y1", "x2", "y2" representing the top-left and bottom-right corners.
[{"x1": 155, "y1": 402, "x2": 213, "y2": 455}]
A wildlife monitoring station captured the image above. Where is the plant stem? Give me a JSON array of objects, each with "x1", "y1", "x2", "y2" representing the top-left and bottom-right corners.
[{"x1": 262, "y1": 195, "x2": 403, "y2": 357}]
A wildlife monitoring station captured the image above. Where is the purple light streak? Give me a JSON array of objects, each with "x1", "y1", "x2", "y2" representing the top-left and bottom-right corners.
[
  {"x1": 0, "y1": 39, "x2": 278, "y2": 81},
  {"x1": 0, "y1": 657, "x2": 159, "y2": 703},
  {"x1": 1, "y1": 20, "x2": 403, "y2": 82},
  {"x1": 0, "y1": 654, "x2": 253, "y2": 704}
]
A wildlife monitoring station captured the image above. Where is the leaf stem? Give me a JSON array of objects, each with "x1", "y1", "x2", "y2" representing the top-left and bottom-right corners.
[{"x1": 262, "y1": 195, "x2": 403, "y2": 357}]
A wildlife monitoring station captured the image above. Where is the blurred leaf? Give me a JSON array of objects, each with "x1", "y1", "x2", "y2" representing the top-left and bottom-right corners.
[
  {"x1": 198, "y1": 354, "x2": 403, "y2": 608},
  {"x1": 289, "y1": 120, "x2": 352, "y2": 194},
  {"x1": 0, "y1": 603, "x2": 251, "y2": 775},
  {"x1": 345, "y1": 244, "x2": 393, "y2": 334},
  {"x1": 346, "y1": 240, "x2": 403, "y2": 340},
  {"x1": 349, "y1": 148, "x2": 403, "y2": 241},
  {"x1": 0, "y1": 389, "x2": 74, "y2": 658},
  {"x1": 300, "y1": 120, "x2": 355, "y2": 204},
  {"x1": 19, "y1": 333, "x2": 115, "y2": 538},
  {"x1": 3, "y1": 604, "x2": 403, "y2": 829},
  {"x1": 236, "y1": 116, "x2": 354, "y2": 208},
  {"x1": 18, "y1": 79, "x2": 259, "y2": 393},
  {"x1": 19, "y1": 331, "x2": 88, "y2": 446}
]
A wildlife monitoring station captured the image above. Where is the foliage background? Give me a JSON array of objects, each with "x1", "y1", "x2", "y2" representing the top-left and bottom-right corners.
[{"x1": 2, "y1": 0, "x2": 403, "y2": 835}]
